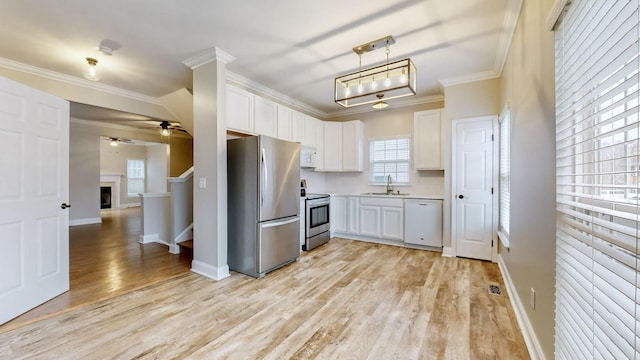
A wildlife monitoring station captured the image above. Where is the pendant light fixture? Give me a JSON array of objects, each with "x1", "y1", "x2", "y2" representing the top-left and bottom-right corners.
[
  {"x1": 83, "y1": 57, "x2": 101, "y2": 81},
  {"x1": 334, "y1": 35, "x2": 417, "y2": 108}
]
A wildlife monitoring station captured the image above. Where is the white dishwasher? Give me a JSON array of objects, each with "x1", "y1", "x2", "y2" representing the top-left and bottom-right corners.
[{"x1": 404, "y1": 199, "x2": 442, "y2": 247}]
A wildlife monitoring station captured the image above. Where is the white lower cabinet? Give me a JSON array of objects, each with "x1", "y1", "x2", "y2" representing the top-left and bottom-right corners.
[
  {"x1": 331, "y1": 196, "x2": 347, "y2": 234},
  {"x1": 348, "y1": 197, "x2": 359, "y2": 234},
  {"x1": 331, "y1": 195, "x2": 442, "y2": 248},
  {"x1": 359, "y1": 205, "x2": 380, "y2": 237},
  {"x1": 381, "y1": 206, "x2": 403, "y2": 240}
]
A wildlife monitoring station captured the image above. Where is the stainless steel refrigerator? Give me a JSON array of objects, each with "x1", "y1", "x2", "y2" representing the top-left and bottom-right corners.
[{"x1": 227, "y1": 135, "x2": 301, "y2": 278}]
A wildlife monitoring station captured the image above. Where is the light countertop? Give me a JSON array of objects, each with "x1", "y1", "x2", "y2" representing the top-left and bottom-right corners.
[{"x1": 330, "y1": 193, "x2": 444, "y2": 200}]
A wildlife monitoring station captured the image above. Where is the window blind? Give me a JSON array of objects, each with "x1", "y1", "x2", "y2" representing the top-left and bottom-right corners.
[
  {"x1": 499, "y1": 106, "x2": 511, "y2": 239},
  {"x1": 369, "y1": 137, "x2": 410, "y2": 184},
  {"x1": 555, "y1": 0, "x2": 639, "y2": 359},
  {"x1": 127, "y1": 159, "x2": 145, "y2": 196}
]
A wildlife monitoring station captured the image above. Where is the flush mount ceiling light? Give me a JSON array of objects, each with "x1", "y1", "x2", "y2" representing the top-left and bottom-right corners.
[
  {"x1": 159, "y1": 121, "x2": 172, "y2": 136},
  {"x1": 334, "y1": 35, "x2": 417, "y2": 108},
  {"x1": 372, "y1": 94, "x2": 389, "y2": 109},
  {"x1": 83, "y1": 57, "x2": 101, "y2": 81}
]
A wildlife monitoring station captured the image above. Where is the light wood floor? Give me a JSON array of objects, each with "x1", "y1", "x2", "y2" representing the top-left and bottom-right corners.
[
  {"x1": 0, "y1": 237, "x2": 529, "y2": 359},
  {"x1": 0, "y1": 208, "x2": 191, "y2": 332}
]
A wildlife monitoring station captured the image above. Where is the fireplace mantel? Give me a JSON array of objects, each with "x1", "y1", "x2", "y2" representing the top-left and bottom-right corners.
[{"x1": 100, "y1": 173, "x2": 123, "y2": 210}]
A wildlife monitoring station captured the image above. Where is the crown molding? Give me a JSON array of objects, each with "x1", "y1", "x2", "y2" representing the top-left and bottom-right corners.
[
  {"x1": 225, "y1": 70, "x2": 325, "y2": 118},
  {"x1": 324, "y1": 94, "x2": 445, "y2": 118},
  {"x1": 494, "y1": 0, "x2": 524, "y2": 74},
  {"x1": 439, "y1": 70, "x2": 500, "y2": 88},
  {"x1": 0, "y1": 57, "x2": 162, "y2": 105},
  {"x1": 183, "y1": 47, "x2": 236, "y2": 69}
]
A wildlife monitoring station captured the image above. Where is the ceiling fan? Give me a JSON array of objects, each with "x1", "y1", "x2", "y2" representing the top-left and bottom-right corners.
[{"x1": 100, "y1": 136, "x2": 134, "y2": 147}]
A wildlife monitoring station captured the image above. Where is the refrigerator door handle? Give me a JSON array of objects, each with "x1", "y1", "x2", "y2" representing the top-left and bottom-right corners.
[
  {"x1": 261, "y1": 147, "x2": 267, "y2": 207},
  {"x1": 262, "y1": 217, "x2": 299, "y2": 228}
]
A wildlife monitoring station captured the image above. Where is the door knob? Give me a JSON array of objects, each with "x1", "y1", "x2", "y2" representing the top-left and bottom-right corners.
[
  {"x1": 60, "y1": 203, "x2": 71, "y2": 209},
  {"x1": 458, "y1": 195, "x2": 464, "y2": 199}
]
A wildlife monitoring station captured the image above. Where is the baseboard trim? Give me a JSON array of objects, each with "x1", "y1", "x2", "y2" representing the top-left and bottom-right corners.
[
  {"x1": 120, "y1": 202, "x2": 141, "y2": 208},
  {"x1": 497, "y1": 254, "x2": 546, "y2": 360},
  {"x1": 69, "y1": 217, "x2": 102, "y2": 226},
  {"x1": 191, "y1": 260, "x2": 230, "y2": 281},
  {"x1": 175, "y1": 223, "x2": 194, "y2": 243},
  {"x1": 442, "y1": 246, "x2": 455, "y2": 257},
  {"x1": 139, "y1": 233, "x2": 159, "y2": 244}
]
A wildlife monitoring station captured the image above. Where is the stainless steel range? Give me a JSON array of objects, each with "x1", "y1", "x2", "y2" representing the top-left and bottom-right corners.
[{"x1": 303, "y1": 194, "x2": 330, "y2": 251}]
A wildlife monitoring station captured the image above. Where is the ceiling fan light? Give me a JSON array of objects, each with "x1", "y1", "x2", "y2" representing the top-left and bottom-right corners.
[
  {"x1": 159, "y1": 121, "x2": 172, "y2": 136},
  {"x1": 109, "y1": 138, "x2": 118, "y2": 147}
]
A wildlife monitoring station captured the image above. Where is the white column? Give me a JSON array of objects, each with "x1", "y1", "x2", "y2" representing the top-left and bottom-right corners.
[{"x1": 183, "y1": 48, "x2": 235, "y2": 280}]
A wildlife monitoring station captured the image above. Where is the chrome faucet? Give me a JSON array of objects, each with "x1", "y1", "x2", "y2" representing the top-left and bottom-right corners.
[{"x1": 386, "y1": 174, "x2": 393, "y2": 194}]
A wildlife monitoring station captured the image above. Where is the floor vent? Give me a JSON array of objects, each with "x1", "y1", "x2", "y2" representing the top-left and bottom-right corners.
[{"x1": 488, "y1": 284, "x2": 503, "y2": 296}]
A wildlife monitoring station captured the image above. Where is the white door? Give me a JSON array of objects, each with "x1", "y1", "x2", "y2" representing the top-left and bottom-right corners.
[
  {"x1": 452, "y1": 117, "x2": 496, "y2": 261},
  {"x1": 0, "y1": 76, "x2": 70, "y2": 324}
]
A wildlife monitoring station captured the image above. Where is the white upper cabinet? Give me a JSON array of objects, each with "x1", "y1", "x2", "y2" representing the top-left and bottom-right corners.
[
  {"x1": 315, "y1": 120, "x2": 325, "y2": 171},
  {"x1": 323, "y1": 121, "x2": 343, "y2": 171},
  {"x1": 414, "y1": 109, "x2": 444, "y2": 170},
  {"x1": 291, "y1": 111, "x2": 305, "y2": 144},
  {"x1": 276, "y1": 105, "x2": 293, "y2": 141},
  {"x1": 226, "y1": 86, "x2": 254, "y2": 134},
  {"x1": 254, "y1": 96, "x2": 278, "y2": 138},
  {"x1": 341, "y1": 120, "x2": 363, "y2": 172},
  {"x1": 304, "y1": 116, "x2": 319, "y2": 148}
]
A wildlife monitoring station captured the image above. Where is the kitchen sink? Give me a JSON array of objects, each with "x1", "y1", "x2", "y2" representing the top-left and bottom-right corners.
[{"x1": 361, "y1": 192, "x2": 410, "y2": 196}]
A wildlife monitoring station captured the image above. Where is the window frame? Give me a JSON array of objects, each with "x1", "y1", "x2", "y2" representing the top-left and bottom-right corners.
[
  {"x1": 126, "y1": 158, "x2": 145, "y2": 197},
  {"x1": 368, "y1": 136, "x2": 411, "y2": 186},
  {"x1": 498, "y1": 104, "x2": 511, "y2": 247}
]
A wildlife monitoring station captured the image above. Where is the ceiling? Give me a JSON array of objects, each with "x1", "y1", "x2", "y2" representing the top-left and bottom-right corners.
[{"x1": 0, "y1": 0, "x2": 515, "y2": 119}]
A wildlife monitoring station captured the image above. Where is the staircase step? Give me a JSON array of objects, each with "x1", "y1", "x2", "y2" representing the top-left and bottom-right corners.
[{"x1": 179, "y1": 240, "x2": 193, "y2": 249}]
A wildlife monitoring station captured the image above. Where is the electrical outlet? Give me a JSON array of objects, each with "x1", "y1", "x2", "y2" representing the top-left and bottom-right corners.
[
  {"x1": 199, "y1": 178, "x2": 206, "y2": 189},
  {"x1": 530, "y1": 288, "x2": 536, "y2": 309}
]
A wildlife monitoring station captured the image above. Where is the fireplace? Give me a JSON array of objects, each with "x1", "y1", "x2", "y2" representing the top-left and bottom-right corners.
[
  {"x1": 100, "y1": 186, "x2": 112, "y2": 209},
  {"x1": 100, "y1": 173, "x2": 122, "y2": 210}
]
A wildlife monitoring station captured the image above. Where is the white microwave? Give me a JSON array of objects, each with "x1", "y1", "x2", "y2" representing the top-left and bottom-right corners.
[{"x1": 300, "y1": 146, "x2": 316, "y2": 168}]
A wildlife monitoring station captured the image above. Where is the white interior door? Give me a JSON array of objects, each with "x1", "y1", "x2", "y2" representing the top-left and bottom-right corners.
[
  {"x1": 0, "y1": 76, "x2": 70, "y2": 324},
  {"x1": 453, "y1": 117, "x2": 496, "y2": 261}
]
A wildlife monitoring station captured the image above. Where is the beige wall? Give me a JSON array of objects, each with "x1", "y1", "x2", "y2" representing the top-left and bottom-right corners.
[
  {"x1": 70, "y1": 120, "x2": 193, "y2": 223},
  {"x1": 100, "y1": 141, "x2": 148, "y2": 205},
  {"x1": 500, "y1": 0, "x2": 556, "y2": 358},
  {"x1": 0, "y1": 67, "x2": 176, "y2": 121},
  {"x1": 442, "y1": 78, "x2": 501, "y2": 250}
]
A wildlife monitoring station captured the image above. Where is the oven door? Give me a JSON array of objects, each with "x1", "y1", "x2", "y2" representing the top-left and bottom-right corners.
[{"x1": 306, "y1": 198, "x2": 330, "y2": 237}]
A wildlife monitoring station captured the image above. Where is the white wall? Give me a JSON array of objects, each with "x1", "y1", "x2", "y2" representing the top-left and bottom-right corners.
[
  {"x1": 146, "y1": 144, "x2": 169, "y2": 193},
  {"x1": 69, "y1": 123, "x2": 101, "y2": 224}
]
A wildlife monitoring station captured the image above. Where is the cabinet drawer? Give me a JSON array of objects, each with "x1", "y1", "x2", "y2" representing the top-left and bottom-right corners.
[{"x1": 359, "y1": 196, "x2": 403, "y2": 207}]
